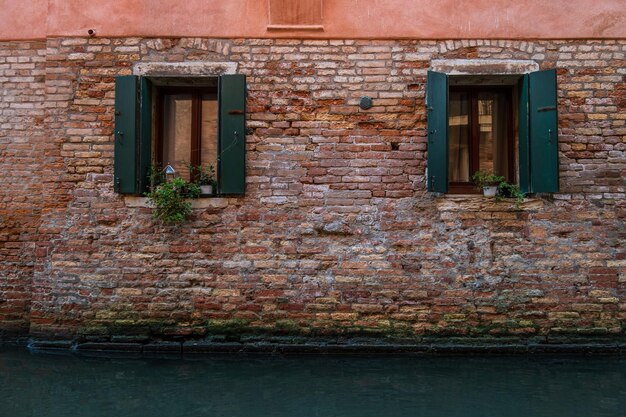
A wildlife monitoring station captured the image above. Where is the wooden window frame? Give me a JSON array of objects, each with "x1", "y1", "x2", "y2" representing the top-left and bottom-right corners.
[
  {"x1": 154, "y1": 86, "x2": 218, "y2": 177},
  {"x1": 448, "y1": 85, "x2": 515, "y2": 194}
]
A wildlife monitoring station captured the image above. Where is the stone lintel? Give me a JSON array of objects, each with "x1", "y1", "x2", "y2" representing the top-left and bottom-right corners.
[
  {"x1": 431, "y1": 59, "x2": 540, "y2": 75},
  {"x1": 133, "y1": 62, "x2": 238, "y2": 77}
]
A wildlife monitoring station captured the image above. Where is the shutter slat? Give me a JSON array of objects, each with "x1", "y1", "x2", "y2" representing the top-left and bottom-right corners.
[
  {"x1": 138, "y1": 77, "x2": 152, "y2": 194},
  {"x1": 518, "y1": 74, "x2": 531, "y2": 194},
  {"x1": 426, "y1": 70, "x2": 448, "y2": 193},
  {"x1": 114, "y1": 76, "x2": 139, "y2": 194},
  {"x1": 529, "y1": 69, "x2": 559, "y2": 193},
  {"x1": 218, "y1": 74, "x2": 246, "y2": 195}
]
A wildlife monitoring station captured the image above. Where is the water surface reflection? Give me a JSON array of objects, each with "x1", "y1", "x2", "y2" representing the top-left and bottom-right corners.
[{"x1": 1, "y1": 347, "x2": 624, "y2": 417}]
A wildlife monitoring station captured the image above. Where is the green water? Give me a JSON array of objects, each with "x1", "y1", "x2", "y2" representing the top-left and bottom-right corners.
[{"x1": 0, "y1": 347, "x2": 625, "y2": 417}]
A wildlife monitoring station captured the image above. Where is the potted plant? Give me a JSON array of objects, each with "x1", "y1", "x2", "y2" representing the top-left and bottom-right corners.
[
  {"x1": 147, "y1": 164, "x2": 165, "y2": 192},
  {"x1": 471, "y1": 170, "x2": 505, "y2": 197},
  {"x1": 496, "y1": 181, "x2": 525, "y2": 208},
  {"x1": 146, "y1": 176, "x2": 200, "y2": 224},
  {"x1": 189, "y1": 164, "x2": 217, "y2": 195}
]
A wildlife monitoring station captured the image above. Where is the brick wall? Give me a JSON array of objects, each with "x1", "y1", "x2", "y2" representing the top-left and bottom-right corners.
[
  {"x1": 0, "y1": 41, "x2": 46, "y2": 337},
  {"x1": 1, "y1": 37, "x2": 625, "y2": 342}
]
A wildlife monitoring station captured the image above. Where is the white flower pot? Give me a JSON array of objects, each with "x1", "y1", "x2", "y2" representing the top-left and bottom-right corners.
[
  {"x1": 483, "y1": 186, "x2": 498, "y2": 197},
  {"x1": 200, "y1": 185, "x2": 213, "y2": 195}
]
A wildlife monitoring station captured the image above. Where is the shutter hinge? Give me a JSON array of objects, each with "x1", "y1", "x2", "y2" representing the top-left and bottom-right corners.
[{"x1": 428, "y1": 129, "x2": 436, "y2": 143}]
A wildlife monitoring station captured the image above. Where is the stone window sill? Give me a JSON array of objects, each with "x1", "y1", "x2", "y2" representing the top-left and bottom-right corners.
[
  {"x1": 435, "y1": 194, "x2": 544, "y2": 211},
  {"x1": 124, "y1": 196, "x2": 230, "y2": 209}
]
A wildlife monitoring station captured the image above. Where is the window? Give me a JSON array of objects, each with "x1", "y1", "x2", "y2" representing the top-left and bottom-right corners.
[
  {"x1": 448, "y1": 87, "x2": 514, "y2": 193},
  {"x1": 113, "y1": 74, "x2": 246, "y2": 196},
  {"x1": 156, "y1": 86, "x2": 218, "y2": 182},
  {"x1": 426, "y1": 69, "x2": 559, "y2": 194}
]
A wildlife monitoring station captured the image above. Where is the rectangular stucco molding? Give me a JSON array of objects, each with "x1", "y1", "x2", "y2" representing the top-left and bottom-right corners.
[
  {"x1": 431, "y1": 59, "x2": 540, "y2": 75},
  {"x1": 133, "y1": 62, "x2": 238, "y2": 76}
]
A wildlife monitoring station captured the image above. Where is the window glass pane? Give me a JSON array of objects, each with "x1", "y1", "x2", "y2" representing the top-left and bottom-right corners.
[
  {"x1": 478, "y1": 92, "x2": 508, "y2": 178},
  {"x1": 200, "y1": 96, "x2": 219, "y2": 183},
  {"x1": 162, "y1": 94, "x2": 192, "y2": 180},
  {"x1": 448, "y1": 92, "x2": 470, "y2": 182}
]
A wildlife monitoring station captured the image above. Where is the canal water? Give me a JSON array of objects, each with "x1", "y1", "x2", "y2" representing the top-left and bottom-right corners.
[{"x1": 1, "y1": 347, "x2": 625, "y2": 417}]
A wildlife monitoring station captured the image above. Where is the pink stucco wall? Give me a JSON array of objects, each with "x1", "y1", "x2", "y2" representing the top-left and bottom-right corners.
[
  {"x1": 0, "y1": 0, "x2": 48, "y2": 40},
  {"x1": 1, "y1": 0, "x2": 625, "y2": 41}
]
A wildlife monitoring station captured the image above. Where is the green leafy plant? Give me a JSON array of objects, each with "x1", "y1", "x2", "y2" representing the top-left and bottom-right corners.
[
  {"x1": 188, "y1": 163, "x2": 217, "y2": 195},
  {"x1": 145, "y1": 177, "x2": 200, "y2": 224},
  {"x1": 188, "y1": 163, "x2": 217, "y2": 186},
  {"x1": 148, "y1": 164, "x2": 165, "y2": 192},
  {"x1": 496, "y1": 181, "x2": 525, "y2": 208},
  {"x1": 187, "y1": 164, "x2": 216, "y2": 186},
  {"x1": 472, "y1": 170, "x2": 525, "y2": 207},
  {"x1": 471, "y1": 170, "x2": 505, "y2": 189}
]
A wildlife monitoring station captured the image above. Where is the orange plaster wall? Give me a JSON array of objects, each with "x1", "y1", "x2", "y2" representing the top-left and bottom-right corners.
[
  {"x1": 0, "y1": 0, "x2": 48, "y2": 40},
  {"x1": 44, "y1": 0, "x2": 269, "y2": 39},
  {"x1": 327, "y1": 0, "x2": 626, "y2": 39},
  {"x1": 1, "y1": 0, "x2": 625, "y2": 41}
]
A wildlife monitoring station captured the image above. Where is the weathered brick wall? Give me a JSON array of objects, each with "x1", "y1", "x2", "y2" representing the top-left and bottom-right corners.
[
  {"x1": 0, "y1": 41, "x2": 46, "y2": 337},
  {"x1": 1, "y1": 37, "x2": 625, "y2": 342}
]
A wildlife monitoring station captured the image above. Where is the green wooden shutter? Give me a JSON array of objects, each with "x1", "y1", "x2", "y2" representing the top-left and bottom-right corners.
[
  {"x1": 114, "y1": 76, "x2": 152, "y2": 195},
  {"x1": 114, "y1": 76, "x2": 139, "y2": 194},
  {"x1": 528, "y1": 69, "x2": 559, "y2": 193},
  {"x1": 218, "y1": 74, "x2": 246, "y2": 195},
  {"x1": 137, "y1": 77, "x2": 152, "y2": 194},
  {"x1": 426, "y1": 70, "x2": 448, "y2": 193},
  {"x1": 518, "y1": 74, "x2": 531, "y2": 194}
]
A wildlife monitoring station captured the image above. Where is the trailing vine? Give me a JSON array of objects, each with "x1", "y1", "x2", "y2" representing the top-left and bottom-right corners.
[{"x1": 146, "y1": 177, "x2": 200, "y2": 224}]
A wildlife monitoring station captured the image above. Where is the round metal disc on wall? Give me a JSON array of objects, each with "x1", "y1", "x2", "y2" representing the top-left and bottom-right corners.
[{"x1": 359, "y1": 96, "x2": 373, "y2": 110}]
